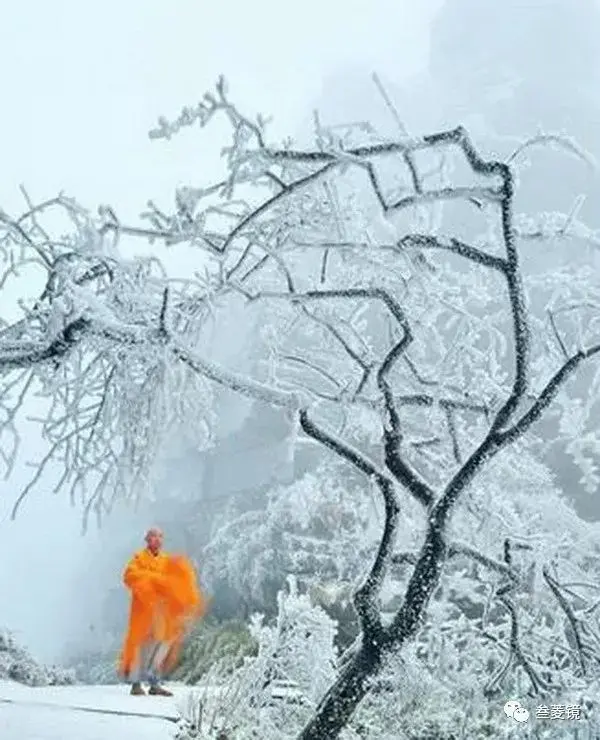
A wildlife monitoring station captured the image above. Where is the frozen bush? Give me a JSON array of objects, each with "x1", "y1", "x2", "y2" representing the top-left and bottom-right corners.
[{"x1": 0, "y1": 629, "x2": 75, "y2": 687}]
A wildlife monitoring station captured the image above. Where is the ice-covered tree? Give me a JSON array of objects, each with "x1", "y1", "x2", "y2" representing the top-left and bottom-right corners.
[
  {"x1": 203, "y1": 460, "x2": 375, "y2": 619},
  {"x1": 3, "y1": 78, "x2": 600, "y2": 738}
]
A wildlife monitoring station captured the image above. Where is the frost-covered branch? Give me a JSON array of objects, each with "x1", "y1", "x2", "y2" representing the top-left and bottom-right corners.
[
  {"x1": 484, "y1": 596, "x2": 550, "y2": 697},
  {"x1": 425, "y1": 133, "x2": 529, "y2": 529},
  {"x1": 220, "y1": 163, "x2": 337, "y2": 254},
  {"x1": 506, "y1": 132, "x2": 596, "y2": 170},
  {"x1": 484, "y1": 540, "x2": 549, "y2": 698},
  {"x1": 299, "y1": 410, "x2": 399, "y2": 642},
  {"x1": 0, "y1": 317, "x2": 91, "y2": 370},
  {"x1": 542, "y1": 566, "x2": 591, "y2": 676},
  {"x1": 172, "y1": 339, "x2": 302, "y2": 411},
  {"x1": 500, "y1": 342, "x2": 600, "y2": 443},
  {"x1": 391, "y1": 540, "x2": 517, "y2": 580},
  {"x1": 398, "y1": 233, "x2": 506, "y2": 273},
  {"x1": 547, "y1": 309, "x2": 569, "y2": 360},
  {"x1": 395, "y1": 394, "x2": 489, "y2": 415},
  {"x1": 250, "y1": 286, "x2": 435, "y2": 507}
]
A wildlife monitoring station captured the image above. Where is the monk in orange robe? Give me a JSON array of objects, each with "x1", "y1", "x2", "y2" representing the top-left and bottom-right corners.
[{"x1": 119, "y1": 527, "x2": 206, "y2": 696}]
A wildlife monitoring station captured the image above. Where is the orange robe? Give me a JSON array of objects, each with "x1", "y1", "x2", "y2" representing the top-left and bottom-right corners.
[{"x1": 119, "y1": 549, "x2": 206, "y2": 678}]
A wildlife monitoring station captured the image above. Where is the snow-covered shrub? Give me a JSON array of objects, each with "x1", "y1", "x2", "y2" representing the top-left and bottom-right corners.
[
  {"x1": 353, "y1": 655, "x2": 599, "y2": 739},
  {"x1": 0, "y1": 630, "x2": 75, "y2": 686},
  {"x1": 175, "y1": 576, "x2": 340, "y2": 740}
]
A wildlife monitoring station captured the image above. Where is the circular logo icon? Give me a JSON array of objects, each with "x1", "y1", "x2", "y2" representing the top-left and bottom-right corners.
[
  {"x1": 513, "y1": 706, "x2": 530, "y2": 723},
  {"x1": 504, "y1": 701, "x2": 520, "y2": 719},
  {"x1": 503, "y1": 701, "x2": 530, "y2": 723}
]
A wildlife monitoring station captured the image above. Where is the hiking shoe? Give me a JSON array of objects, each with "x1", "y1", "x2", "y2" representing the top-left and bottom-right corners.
[
  {"x1": 130, "y1": 683, "x2": 146, "y2": 696},
  {"x1": 148, "y1": 685, "x2": 173, "y2": 696}
]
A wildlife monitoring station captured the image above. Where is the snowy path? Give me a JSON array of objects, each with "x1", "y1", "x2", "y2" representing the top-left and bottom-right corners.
[{"x1": 0, "y1": 680, "x2": 185, "y2": 740}]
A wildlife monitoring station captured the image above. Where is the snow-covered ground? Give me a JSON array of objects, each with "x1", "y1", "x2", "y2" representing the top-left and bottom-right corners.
[{"x1": 0, "y1": 680, "x2": 184, "y2": 740}]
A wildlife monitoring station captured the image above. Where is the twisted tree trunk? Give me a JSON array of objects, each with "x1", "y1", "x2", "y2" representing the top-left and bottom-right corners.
[
  {"x1": 299, "y1": 530, "x2": 447, "y2": 740},
  {"x1": 298, "y1": 641, "x2": 383, "y2": 740}
]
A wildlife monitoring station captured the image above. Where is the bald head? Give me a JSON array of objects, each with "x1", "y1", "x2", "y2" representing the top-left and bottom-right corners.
[{"x1": 145, "y1": 527, "x2": 163, "y2": 555}]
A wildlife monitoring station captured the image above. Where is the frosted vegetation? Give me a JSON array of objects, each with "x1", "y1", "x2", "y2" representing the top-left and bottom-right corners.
[
  {"x1": 0, "y1": 630, "x2": 75, "y2": 687},
  {"x1": 2, "y1": 74, "x2": 600, "y2": 738}
]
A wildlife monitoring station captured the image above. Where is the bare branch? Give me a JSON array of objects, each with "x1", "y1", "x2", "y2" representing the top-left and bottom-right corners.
[
  {"x1": 375, "y1": 316, "x2": 434, "y2": 508},
  {"x1": 0, "y1": 210, "x2": 53, "y2": 269},
  {"x1": 299, "y1": 409, "x2": 389, "y2": 484},
  {"x1": 484, "y1": 596, "x2": 550, "y2": 698}
]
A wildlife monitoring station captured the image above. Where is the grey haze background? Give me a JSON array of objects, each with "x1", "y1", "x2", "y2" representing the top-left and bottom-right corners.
[{"x1": 2, "y1": 0, "x2": 599, "y2": 663}]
